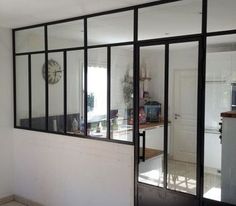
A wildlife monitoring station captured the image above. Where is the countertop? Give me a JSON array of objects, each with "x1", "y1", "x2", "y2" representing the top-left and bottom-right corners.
[
  {"x1": 139, "y1": 121, "x2": 165, "y2": 129},
  {"x1": 68, "y1": 121, "x2": 168, "y2": 136},
  {"x1": 221, "y1": 111, "x2": 236, "y2": 118}
]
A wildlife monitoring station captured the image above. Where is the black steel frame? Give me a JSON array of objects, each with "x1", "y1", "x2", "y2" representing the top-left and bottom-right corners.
[
  {"x1": 12, "y1": 0, "x2": 236, "y2": 206},
  {"x1": 137, "y1": 37, "x2": 201, "y2": 203}
]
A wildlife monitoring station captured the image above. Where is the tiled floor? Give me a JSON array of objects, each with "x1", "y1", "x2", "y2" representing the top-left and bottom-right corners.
[
  {"x1": 139, "y1": 157, "x2": 221, "y2": 200},
  {"x1": 1, "y1": 202, "x2": 25, "y2": 206}
]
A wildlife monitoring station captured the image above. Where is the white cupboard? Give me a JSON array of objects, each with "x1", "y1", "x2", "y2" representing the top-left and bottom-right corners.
[{"x1": 140, "y1": 125, "x2": 170, "y2": 152}]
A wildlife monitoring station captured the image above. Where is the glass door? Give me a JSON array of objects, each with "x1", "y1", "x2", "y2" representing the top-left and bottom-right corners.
[
  {"x1": 137, "y1": 40, "x2": 200, "y2": 206},
  {"x1": 138, "y1": 45, "x2": 165, "y2": 187}
]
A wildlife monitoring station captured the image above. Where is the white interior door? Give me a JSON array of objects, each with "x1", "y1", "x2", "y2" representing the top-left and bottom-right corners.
[{"x1": 172, "y1": 69, "x2": 198, "y2": 163}]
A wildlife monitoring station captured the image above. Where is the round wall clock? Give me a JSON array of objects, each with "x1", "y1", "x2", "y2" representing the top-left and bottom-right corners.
[{"x1": 42, "y1": 59, "x2": 62, "y2": 84}]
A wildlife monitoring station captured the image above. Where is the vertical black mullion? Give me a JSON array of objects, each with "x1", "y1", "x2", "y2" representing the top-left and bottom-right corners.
[
  {"x1": 12, "y1": 31, "x2": 17, "y2": 127},
  {"x1": 198, "y1": 0, "x2": 208, "y2": 203},
  {"x1": 44, "y1": 25, "x2": 49, "y2": 131},
  {"x1": 28, "y1": 54, "x2": 32, "y2": 128},
  {"x1": 84, "y1": 18, "x2": 88, "y2": 136},
  {"x1": 164, "y1": 44, "x2": 169, "y2": 189},
  {"x1": 107, "y1": 46, "x2": 111, "y2": 139},
  {"x1": 133, "y1": 8, "x2": 139, "y2": 206},
  {"x1": 63, "y1": 51, "x2": 67, "y2": 133}
]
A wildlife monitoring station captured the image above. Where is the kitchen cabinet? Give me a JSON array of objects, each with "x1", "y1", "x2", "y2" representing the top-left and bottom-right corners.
[
  {"x1": 111, "y1": 123, "x2": 170, "y2": 147},
  {"x1": 204, "y1": 131, "x2": 221, "y2": 171},
  {"x1": 221, "y1": 111, "x2": 236, "y2": 204},
  {"x1": 140, "y1": 124, "x2": 170, "y2": 152}
]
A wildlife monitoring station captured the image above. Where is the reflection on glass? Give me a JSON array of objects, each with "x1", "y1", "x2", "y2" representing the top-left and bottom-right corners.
[
  {"x1": 15, "y1": 27, "x2": 44, "y2": 53},
  {"x1": 87, "y1": 48, "x2": 107, "y2": 138},
  {"x1": 48, "y1": 52, "x2": 64, "y2": 133},
  {"x1": 167, "y1": 42, "x2": 199, "y2": 195},
  {"x1": 204, "y1": 35, "x2": 236, "y2": 204},
  {"x1": 31, "y1": 54, "x2": 46, "y2": 130},
  {"x1": 110, "y1": 46, "x2": 133, "y2": 142},
  {"x1": 138, "y1": 45, "x2": 165, "y2": 187},
  {"x1": 88, "y1": 11, "x2": 133, "y2": 46},
  {"x1": 138, "y1": 0, "x2": 202, "y2": 40},
  {"x1": 66, "y1": 50, "x2": 85, "y2": 135},
  {"x1": 208, "y1": 0, "x2": 236, "y2": 32},
  {"x1": 15, "y1": 56, "x2": 29, "y2": 127},
  {"x1": 48, "y1": 20, "x2": 84, "y2": 50}
]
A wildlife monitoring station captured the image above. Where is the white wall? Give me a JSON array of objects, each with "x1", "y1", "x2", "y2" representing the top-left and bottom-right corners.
[
  {"x1": 13, "y1": 130, "x2": 134, "y2": 206},
  {"x1": 0, "y1": 27, "x2": 14, "y2": 198}
]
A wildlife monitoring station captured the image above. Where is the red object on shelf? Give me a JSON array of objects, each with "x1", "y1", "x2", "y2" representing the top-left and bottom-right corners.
[{"x1": 139, "y1": 107, "x2": 146, "y2": 124}]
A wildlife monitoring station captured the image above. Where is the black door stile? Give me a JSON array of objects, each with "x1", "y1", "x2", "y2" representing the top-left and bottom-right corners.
[
  {"x1": 28, "y1": 54, "x2": 32, "y2": 129},
  {"x1": 63, "y1": 51, "x2": 67, "y2": 134},
  {"x1": 163, "y1": 43, "x2": 169, "y2": 190}
]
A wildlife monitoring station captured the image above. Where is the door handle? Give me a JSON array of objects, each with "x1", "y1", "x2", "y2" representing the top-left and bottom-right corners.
[
  {"x1": 174, "y1": 113, "x2": 181, "y2": 119},
  {"x1": 139, "y1": 131, "x2": 146, "y2": 162}
]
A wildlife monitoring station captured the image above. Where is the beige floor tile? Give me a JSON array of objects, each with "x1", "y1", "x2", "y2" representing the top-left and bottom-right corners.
[{"x1": 139, "y1": 158, "x2": 221, "y2": 198}]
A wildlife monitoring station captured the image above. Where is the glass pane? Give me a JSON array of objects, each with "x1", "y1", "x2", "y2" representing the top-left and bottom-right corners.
[
  {"x1": 87, "y1": 48, "x2": 107, "y2": 138},
  {"x1": 110, "y1": 45, "x2": 133, "y2": 142},
  {"x1": 167, "y1": 42, "x2": 199, "y2": 195},
  {"x1": 66, "y1": 50, "x2": 85, "y2": 135},
  {"x1": 15, "y1": 27, "x2": 44, "y2": 53},
  {"x1": 138, "y1": 0, "x2": 202, "y2": 40},
  {"x1": 48, "y1": 20, "x2": 84, "y2": 50},
  {"x1": 208, "y1": 0, "x2": 236, "y2": 32},
  {"x1": 138, "y1": 45, "x2": 165, "y2": 187},
  {"x1": 48, "y1": 52, "x2": 64, "y2": 133},
  {"x1": 31, "y1": 54, "x2": 46, "y2": 130},
  {"x1": 88, "y1": 11, "x2": 133, "y2": 46},
  {"x1": 204, "y1": 34, "x2": 236, "y2": 204},
  {"x1": 15, "y1": 56, "x2": 29, "y2": 127}
]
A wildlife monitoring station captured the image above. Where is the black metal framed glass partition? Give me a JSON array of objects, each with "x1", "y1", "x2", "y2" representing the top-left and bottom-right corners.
[
  {"x1": 47, "y1": 52, "x2": 65, "y2": 133},
  {"x1": 12, "y1": 0, "x2": 236, "y2": 206},
  {"x1": 66, "y1": 50, "x2": 85, "y2": 135},
  {"x1": 138, "y1": 44, "x2": 165, "y2": 187},
  {"x1": 31, "y1": 54, "x2": 46, "y2": 130},
  {"x1": 110, "y1": 45, "x2": 134, "y2": 142},
  {"x1": 204, "y1": 34, "x2": 236, "y2": 205},
  {"x1": 87, "y1": 11, "x2": 134, "y2": 46},
  {"x1": 15, "y1": 27, "x2": 45, "y2": 53},
  {"x1": 167, "y1": 41, "x2": 199, "y2": 195},
  {"x1": 207, "y1": 0, "x2": 236, "y2": 32},
  {"x1": 48, "y1": 20, "x2": 84, "y2": 50},
  {"x1": 87, "y1": 47, "x2": 108, "y2": 138},
  {"x1": 138, "y1": 0, "x2": 202, "y2": 40},
  {"x1": 15, "y1": 55, "x2": 29, "y2": 127}
]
